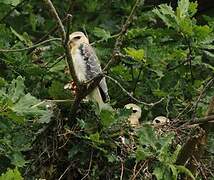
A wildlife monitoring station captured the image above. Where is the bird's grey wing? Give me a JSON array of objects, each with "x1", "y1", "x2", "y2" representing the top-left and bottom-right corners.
[{"x1": 79, "y1": 43, "x2": 110, "y2": 102}]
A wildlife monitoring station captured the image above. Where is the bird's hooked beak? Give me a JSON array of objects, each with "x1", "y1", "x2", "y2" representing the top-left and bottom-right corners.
[{"x1": 69, "y1": 31, "x2": 89, "y2": 49}]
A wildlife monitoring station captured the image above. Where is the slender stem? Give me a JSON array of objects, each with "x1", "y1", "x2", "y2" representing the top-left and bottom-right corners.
[
  {"x1": 105, "y1": 75, "x2": 164, "y2": 106},
  {"x1": 43, "y1": 0, "x2": 66, "y2": 42},
  {"x1": 0, "y1": 38, "x2": 61, "y2": 52},
  {"x1": 104, "y1": 0, "x2": 144, "y2": 71}
]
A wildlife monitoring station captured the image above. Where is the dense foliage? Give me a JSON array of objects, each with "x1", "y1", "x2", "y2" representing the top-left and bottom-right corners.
[{"x1": 0, "y1": 0, "x2": 213, "y2": 179}]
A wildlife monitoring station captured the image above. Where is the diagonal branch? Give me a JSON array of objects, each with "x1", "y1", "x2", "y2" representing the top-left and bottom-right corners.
[
  {"x1": 104, "y1": 0, "x2": 144, "y2": 71},
  {"x1": 105, "y1": 75, "x2": 164, "y2": 106},
  {"x1": 43, "y1": 0, "x2": 105, "y2": 114},
  {"x1": 43, "y1": 0, "x2": 145, "y2": 114},
  {"x1": 43, "y1": 0, "x2": 66, "y2": 42},
  {"x1": 0, "y1": 38, "x2": 61, "y2": 52}
]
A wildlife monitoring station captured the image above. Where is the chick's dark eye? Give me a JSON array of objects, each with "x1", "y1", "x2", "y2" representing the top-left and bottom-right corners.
[
  {"x1": 132, "y1": 109, "x2": 137, "y2": 113},
  {"x1": 74, "y1": 36, "x2": 81, "y2": 40}
]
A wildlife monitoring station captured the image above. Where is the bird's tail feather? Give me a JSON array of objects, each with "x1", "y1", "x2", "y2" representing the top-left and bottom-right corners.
[{"x1": 88, "y1": 88, "x2": 113, "y2": 111}]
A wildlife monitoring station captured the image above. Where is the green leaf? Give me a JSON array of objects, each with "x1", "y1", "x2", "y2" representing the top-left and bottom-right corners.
[
  {"x1": 68, "y1": 145, "x2": 80, "y2": 159},
  {"x1": 153, "y1": 164, "x2": 172, "y2": 180},
  {"x1": 153, "y1": 166, "x2": 165, "y2": 180},
  {"x1": 137, "y1": 124, "x2": 157, "y2": 150},
  {"x1": 168, "y1": 164, "x2": 178, "y2": 180},
  {"x1": 11, "y1": 93, "x2": 41, "y2": 115},
  {"x1": 11, "y1": 93, "x2": 53, "y2": 123},
  {"x1": 188, "y1": 2, "x2": 198, "y2": 17},
  {"x1": 0, "y1": 167, "x2": 23, "y2": 180},
  {"x1": 158, "y1": 133, "x2": 175, "y2": 163},
  {"x1": 0, "y1": 0, "x2": 20, "y2": 6},
  {"x1": 193, "y1": 25, "x2": 212, "y2": 40},
  {"x1": 153, "y1": 4, "x2": 176, "y2": 27},
  {"x1": 171, "y1": 144, "x2": 182, "y2": 163},
  {"x1": 88, "y1": 132, "x2": 104, "y2": 144},
  {"x1": 176, "y1": 0, "x2": 190, "y2": 19},
  {"x1": 9, "y1": 152, "x2": 27, "y2": 167},
  {"x1": 38, "y1": 110, "x2": 53, "y2": 123},
  {"x1": 8, "y1": 76, "x2": 25, "y2": 103},
  {"x1": 176, "y1": 165, "x2": 195, "y2": 180},
  {"x1": 124, "y1": 47, "x2": 145, "y2": 61},
  {"x1": 135, "y1": 146, "x2": 153, "y2": 161},
  {"x1": 10, "y1": 27, "x2": 31, "y2": 46},
  {"x1": 100, "y1": 109, "x2": 115, "y2": 127},
  {"x1": 93, "y1": 27, "x2": 111, "y2": 41}
]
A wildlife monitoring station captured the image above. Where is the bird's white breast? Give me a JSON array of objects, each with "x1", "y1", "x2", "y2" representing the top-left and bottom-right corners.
[{"x1": 72, "y1": 48, "x2": 87, "y2": 82}]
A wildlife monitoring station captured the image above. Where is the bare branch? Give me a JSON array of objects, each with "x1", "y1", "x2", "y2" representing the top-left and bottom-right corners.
[
  {"x1": 0, "y1": 38, "x2": 61, "y2": 52},
  {"x1": 0, "y1": 0, "x2": 28, "y2": 23},
  {"x1": 43, "y1": 0, "x2": 66, "y2": 41},
  {"x1": 188, "y1": 115, "x2": 214, "y2": 125},
  {"x1": 81, "y1": 151, "x2": 93, "y2": 180},
  {"x1": 104, "y1": 0, "x2": 144, "y2": 71},
  {"x1": 58, "y1": 164, "x2": 72, "y2": 180},
  {"x1": 191, "y1": 77, "x2": 214, "y2": 117},
  {"x1": 42, "y1": 0, "x2": 81, "y2": 113},
  {"x1": 105, "y1": 75, "x2": 164, "y2": 106}
]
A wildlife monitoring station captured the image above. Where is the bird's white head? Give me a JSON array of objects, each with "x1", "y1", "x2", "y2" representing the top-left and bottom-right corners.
[
  {"x1": 69, "y1": 31, "x2": 89, "y2": 48},
  {"x1": 125, "y1": 103, "x2": 141, "y2": 127}
]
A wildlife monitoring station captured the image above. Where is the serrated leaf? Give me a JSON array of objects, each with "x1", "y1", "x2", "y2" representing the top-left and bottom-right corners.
[
  {"x1": 37, "y1": 110, "x2": 53, "y2": 123},
  {"x1": 88, "y1": 132, "x2": 105, "y2": 144},
  {"x1": 204, "y1": 51, "x2": 214, "y2": 60},
  {"x1": 93, "y1": 27, "x2": 111, "y2": 41},
  {"x1": 177, "y1": 0, "x2": 189, "y2": 19},
  {"x1": 158, "y1": 133, "x2": 175, "y2": 163},
  {"x1": 9, "y1": 152, "x2": 27, "y2": 167},
  {"x1": 153, "y1": 4, "x2": 176, "y2": 27},
  {"x1": 100, "y1": 109, "x2": 115, "y2": 127},
  {"x1": 138, "y1": 124, "x2": 157, "y2": 150},
  {"x1": 188, "y1": 2, "x2": 198, "y2": 17},
  {"x1": 176, "y1": 165, "x2": 195, "y2": 180},
  {"x1": 168, "y1": 164, "x2": 178, "y2": 180},
  {"x1": 8, "y1": 76, "x2": 25, "y2": 103},
  {"x1": 0, "y1": 167, "x2": 23, "y2": 180},
  {"x1": 11, "y1": 93, "x2": 41, "y2": 115},
  {"x1": 124, "y1": 47, "x2": 145, "y2": 61},
  {"x1": 194, "y1": 25, "x2": 212, "y2": 40},
  {"x1": 11, "y1": 94, "x2": 53, "y2": 123},
  {"x1": 153, "y1": 166, "x2": 164, "y2": 180},
  {"x1": 0, "y1": 0, "x2": 20, "y2": 6},
  {"x1": 135, "y1": 146, "x2": 153, "y2": 161}
]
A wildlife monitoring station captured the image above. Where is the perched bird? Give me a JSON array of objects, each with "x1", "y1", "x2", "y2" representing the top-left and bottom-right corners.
[
  {"x1": 69, "y1": 31, "x2": 110, "y2": 110},
  {"x1": 125, "y1": 103, "x2": 141, "y2": 127},
  {"x1": 152, "y1": 116, "x2": 170, "y2": 127}
]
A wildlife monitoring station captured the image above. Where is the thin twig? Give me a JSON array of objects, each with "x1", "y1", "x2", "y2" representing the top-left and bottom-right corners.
[
  {"x1": 58, "y1": 164, "x2": 72, "y2": 180},
  {"x1": 46, "y1": 54, "x2": 65, "y2": 70},
  {"x1": 192, "y1": 156, "x2": 207, "y2": 180},
  {"x1": 0, "y1": 38, "x2": 61, "y2": 52},
  {"x1": 105, "y1": 75, "x2": 164, "y2": 106},
  {"x1": 43, "y1": 0, "x2": 66, "y2": 41},
  {"x1": 31, "y1": 99, "x2": 74, "y2": 108},
  {"x1": 0, "y1": 0, "x2": 28, "y2": 23},
  {"x1": 81, "y1": 151, "x2": 93, "y2": 180},
  {"x1": 187, "y1": 115, "x2": 214, "y2": 125},
  {"x1": 27, "y1": 16, "x2": 69, "y2": 55},
  {"x1": 90, "y1": 33, "x2": 120, "y2": 45},
  {"x1": 104, "y1": 0, "x2": 144, "y2": 71},
  {"x1": 132, "y1": 64, "x2": 143, "y2": 95},
  {"x1": 191, "y1": 78, "x2": 214, "y2": 118},
  {"x1": 131, "y1": 161, "x2": 147, "y2": 180}
]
